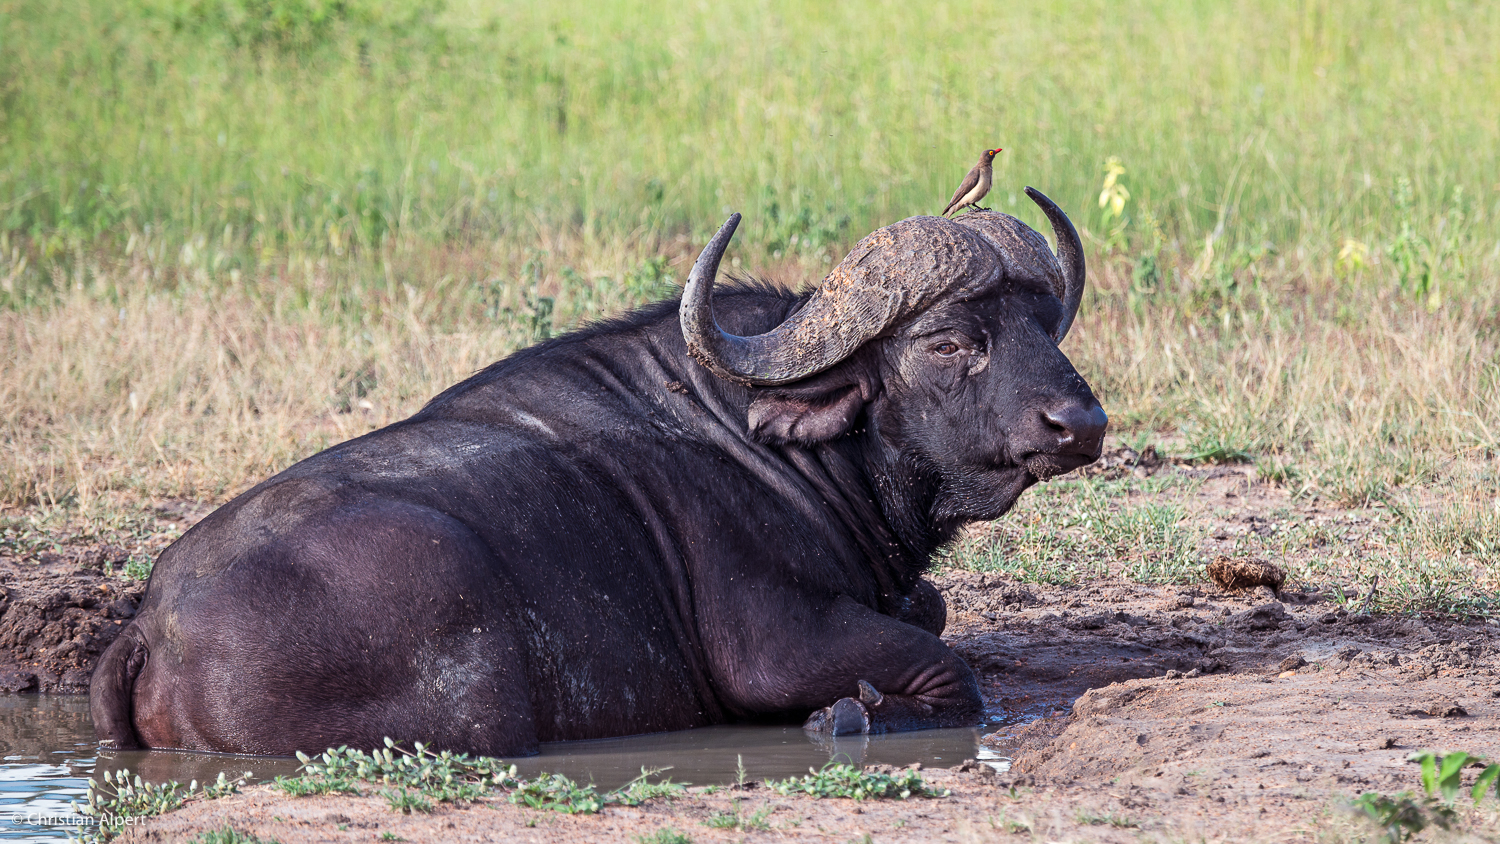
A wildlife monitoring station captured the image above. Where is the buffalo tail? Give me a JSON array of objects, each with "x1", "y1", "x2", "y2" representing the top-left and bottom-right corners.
[{"x1": 90, "y1": 623, "x2": 148, "y2": 750}]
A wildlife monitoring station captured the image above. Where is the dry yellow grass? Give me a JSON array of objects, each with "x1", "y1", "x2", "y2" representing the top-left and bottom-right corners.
[
  {"x1": 4, "y1": 238, "x2": 1496, "y2": 522},
  {"x1": 1077, "y1": 259, "x2": 1500, "y2": 505}
]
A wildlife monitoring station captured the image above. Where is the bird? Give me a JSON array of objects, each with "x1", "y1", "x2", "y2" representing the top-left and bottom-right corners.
[{"x1": 941, "y1": 148, "x2": 1003, "y2": 216}]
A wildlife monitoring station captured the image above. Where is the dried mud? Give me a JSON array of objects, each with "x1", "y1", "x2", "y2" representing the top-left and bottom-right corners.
[{"x1": 0, "y1": 501, "x2": 206, "y2": 693}]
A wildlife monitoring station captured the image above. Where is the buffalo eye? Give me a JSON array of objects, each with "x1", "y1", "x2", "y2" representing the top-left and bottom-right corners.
[{"x1": 932, "y1": 342, "x2": 961, "y2": 358}]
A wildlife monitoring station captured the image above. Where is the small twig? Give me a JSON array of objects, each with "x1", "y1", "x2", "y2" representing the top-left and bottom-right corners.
[{"x1": 1356, "y1": 574, "x2": 1379, "y2": 615}]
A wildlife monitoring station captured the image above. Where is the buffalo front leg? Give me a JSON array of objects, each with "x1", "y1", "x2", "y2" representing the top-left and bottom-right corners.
[
  {"x1": 711, "y1": 593, "x2": 982, "y2": 736},
  {"x1": 803, "y1": 677, "x2": 966, "y2": 736},
  {"x1": 802, "y1": 660, "x2": 980, "y2": 737},
  {"x1": 809, "y1": 597, "x2": 981, "y2": 735}
]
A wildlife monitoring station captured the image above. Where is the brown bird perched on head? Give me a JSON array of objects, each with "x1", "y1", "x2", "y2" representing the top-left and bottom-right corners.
[{"x1": 941, "y1": 148, "x2": 1003, "y2": 216}]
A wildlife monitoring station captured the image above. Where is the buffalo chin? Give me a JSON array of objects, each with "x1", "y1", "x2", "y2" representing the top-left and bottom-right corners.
[
  {"x1": 932, "y1": 466, "x2": 1038, "y2": 531},
  {"x1": 1023, "y1": 451, "x2": 1098, "y2": 481}
]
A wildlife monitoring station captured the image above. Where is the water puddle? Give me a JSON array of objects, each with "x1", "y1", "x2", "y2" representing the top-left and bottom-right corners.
[
  {"x1": 0, "y1": 696, "x2": 95, "y2": 843},
  {"x1": 3, "y1": 696, "x2": 1007, "y2": 839}
]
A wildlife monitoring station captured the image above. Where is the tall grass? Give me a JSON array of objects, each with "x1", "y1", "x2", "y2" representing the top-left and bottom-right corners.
[
  {"x1": 3, "y1": 0, "x2": 1497, "y2": 281},
  {"x1": 2, "y1": 0, "x2": 1499, "y2": 522}
]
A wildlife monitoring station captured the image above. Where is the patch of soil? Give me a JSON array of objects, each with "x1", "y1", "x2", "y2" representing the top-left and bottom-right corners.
[
  {"x1": 0, "y1": 557, "x2": 144, "y2": 693},
  {"x1": 932, "y1": 571, "x2": 1500, "y2": 736},
  {"x1": 0, "y1": 502, "x2": 198, "y2": 692}
]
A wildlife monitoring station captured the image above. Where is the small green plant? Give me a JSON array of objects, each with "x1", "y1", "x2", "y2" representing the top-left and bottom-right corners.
[
  {"x1": 120, "y1": 554, "x2": 155, "y2": 580},
  {"x1": 508, "y1": 766, "x2": 684, "y2": 814},
  {"x1": 274, "y1": 774, "x2": 360, "y2": 797},
  {"x1": 509, "y1": 773, "x2": 605, "y2": 814},
  {"x1": 765, "y1": 762, "x2": 946, "y2": 801},
  {"x1": 278, "y1": 740, "x2": 519, "y2": 806},
  {"x1": 613, "y1": 767, "x2": 687, "y2": 805},
  {"x1": 190, "y1": 828, "x2": 281, "y2": 844},
  {"x1": 1336, "y1": 238, "x2": 1370, "y2": 277},
  {"x1": 989, "y1": 810, "x2": 1032, "y2": 833},
  {"x1": 75, "y1": 770, "x2": 248, "y2": 842},
  {"x1": 381, "y1": 787, "x2": 433, "y2": 814},
  {"x1": 1351, "y1": 750, "x2": 1500, "y2": 842},
  {"x1": 1413, "y1": 750, "x2": 1500, "y2": 806},
  {"x1": 634, "y1": 829, "x2": 692, "y2": 844},
  {"x1": 1352, "y1": 791, "x2": 1449, "y2": 843},
  {"x1": 1097, "y1": 157, "x2": 1131, "y2": 253},
  {"x1": 703, "y1": 800, "x2": 773, "y2": 830}
]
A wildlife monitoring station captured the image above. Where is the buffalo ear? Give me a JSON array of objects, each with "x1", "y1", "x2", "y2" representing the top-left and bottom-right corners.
[{"x1": 747, "y1": 382, "x2": 869, "y2": 446}]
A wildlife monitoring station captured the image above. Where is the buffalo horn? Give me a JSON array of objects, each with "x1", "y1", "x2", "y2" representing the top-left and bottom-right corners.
[
  {"x1": 681, "y1": 214, "x2": 904, "y2": 386},
  {"x1": 1024, "y1": 187, "x2": 1086, "y2": 343}
]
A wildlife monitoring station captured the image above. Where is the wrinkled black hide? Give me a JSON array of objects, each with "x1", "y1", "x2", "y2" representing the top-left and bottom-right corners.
[{"x1": 91, "y1": 281, "x2": 1104, "y2": 756}]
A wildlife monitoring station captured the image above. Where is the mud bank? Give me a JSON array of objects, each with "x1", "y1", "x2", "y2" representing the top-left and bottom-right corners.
[{"x1": 0, "y1": 556, "x2": 143, "y2": 694}]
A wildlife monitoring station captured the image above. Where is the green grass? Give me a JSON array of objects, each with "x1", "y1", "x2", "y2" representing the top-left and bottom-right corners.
[
  {"x1": 949, "y1": 476, "x2": 1205, "y2": 586},
  {"x1": 703, "y1": 800, "x2": 773, "y2": 831},
  {"x1": 764, "y1": 762, "x2": 945, "y2": 801},
  {"x1": 943, "y1": 463, "x2": 1499, "y2": 618},
  {"x1": 2, "y1": 0, "x2": 1497, "y2": 280},
  {"x1": 1075, "y1": 809, "x2": 1139, "y2": 828}
]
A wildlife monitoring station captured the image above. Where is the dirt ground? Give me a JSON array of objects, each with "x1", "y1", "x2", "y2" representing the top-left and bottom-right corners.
[
  {"x1": 0, "y1": 548, "x2": 145, "y2": 694},
  {"x1": 0, "y1": 501, "x2": 211, "y2": 693},
  {"x1": 3, "y1": 463, "x2": 1499, "y2": 840}
]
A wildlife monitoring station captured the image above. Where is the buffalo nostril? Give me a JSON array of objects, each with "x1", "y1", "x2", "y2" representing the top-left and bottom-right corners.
[{"x1": 1041, "y1": 404, "x2": 1108, "y2": 451}]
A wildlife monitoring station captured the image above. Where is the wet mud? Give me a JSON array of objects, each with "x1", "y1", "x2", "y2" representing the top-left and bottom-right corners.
[{"x1": 0, "y1": 556, "x2": 143, "y2": 694}]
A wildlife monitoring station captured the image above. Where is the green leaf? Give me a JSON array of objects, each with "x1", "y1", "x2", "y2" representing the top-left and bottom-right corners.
[
  {"x1": 1472, "y1": 764, "x2": 1500, "y2": 805},
  {"x1": 1416, "y1": 751, "x2": 1439, "y2": 797},
  {"x1": 1437, "y1": 752, "x2": 1470, "y2": 803}
]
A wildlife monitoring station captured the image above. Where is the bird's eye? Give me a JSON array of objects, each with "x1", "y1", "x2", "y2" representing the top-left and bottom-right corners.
[{"x1": 933, "y1": 342, "x2": 960, "y2": 357}]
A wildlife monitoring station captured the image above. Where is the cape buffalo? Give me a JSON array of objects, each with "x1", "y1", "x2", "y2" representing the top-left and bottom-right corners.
[{"x1": 91, "y1": 188, "x2": 1106, "y2": 756}]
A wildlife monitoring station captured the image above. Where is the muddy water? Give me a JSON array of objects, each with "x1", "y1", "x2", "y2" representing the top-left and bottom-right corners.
[
  {"x1": 0, "y1": 697, "x2": 95, "y2": 843},
  {"x1": 1, "y1": 696, "x2": 1007, "y2": 840}
]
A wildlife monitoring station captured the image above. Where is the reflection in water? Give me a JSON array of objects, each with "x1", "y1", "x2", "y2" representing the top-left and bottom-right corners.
[
  {"x1": 515, "y1": 724, "x2": 984, "y2": 790},
  {"x1": 3, "y1": 696, "x2": 997, "y2": 840},
  {"x1": 0, "y1": 696, "x2": 94, "y2": 843}
]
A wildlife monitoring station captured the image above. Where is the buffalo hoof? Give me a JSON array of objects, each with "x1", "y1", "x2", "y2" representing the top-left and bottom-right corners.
[{"x1": 803, "y1": 681, "x2": 884, "y2": 736}]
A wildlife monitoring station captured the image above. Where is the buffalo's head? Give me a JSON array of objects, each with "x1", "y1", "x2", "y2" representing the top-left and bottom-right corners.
[{"x1": 681, "y1": 188, "x2": 1106, "y2": 534}]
